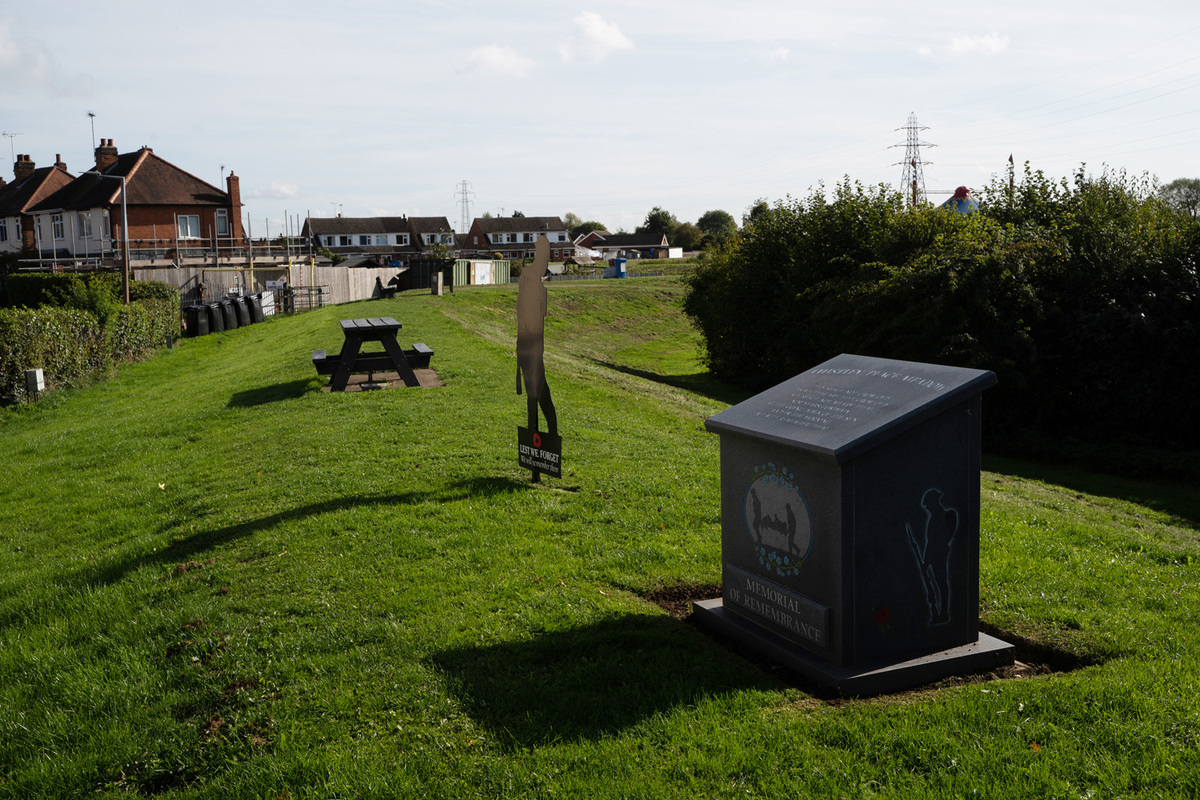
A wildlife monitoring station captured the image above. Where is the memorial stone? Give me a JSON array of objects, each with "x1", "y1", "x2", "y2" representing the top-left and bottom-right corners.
[{"x1": 695, "y1": 353, "x2": 1014, "y2": 694}]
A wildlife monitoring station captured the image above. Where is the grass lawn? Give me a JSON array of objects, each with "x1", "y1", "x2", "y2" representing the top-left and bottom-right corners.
[{"x1": 1, "y1": 277, "x2": 1198, "y2": 798}]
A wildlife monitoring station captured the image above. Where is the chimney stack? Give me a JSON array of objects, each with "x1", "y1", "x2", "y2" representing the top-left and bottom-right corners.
[
  {"x1": 95, "y1": 138, "x2": 118, "y2": 171},
  {"x1": 54, "y1": 154, "x2": 68, "y2": 171},
  {"x1": 225, "y1": 172, "x2": 245, "y2": 240},
  {"x1": 14, "y1": 154, "x2": 35, "y2": 183}
]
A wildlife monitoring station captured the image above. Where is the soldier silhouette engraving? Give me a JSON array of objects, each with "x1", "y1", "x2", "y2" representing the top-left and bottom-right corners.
[
  {"x1": 750, "y1": 488, "x2": 763, "y2": 543},
  {"x1": 905, "y1": 488, "x2": 959, "y2": 626},
  {"x1": 516, "y1": 236, "x2": 557, "y2": 478}
]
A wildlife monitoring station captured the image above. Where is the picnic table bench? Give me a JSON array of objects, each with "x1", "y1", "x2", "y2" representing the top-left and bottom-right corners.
[{"x1": 312, "y1": 317, "x2": 433, "y2": 391}]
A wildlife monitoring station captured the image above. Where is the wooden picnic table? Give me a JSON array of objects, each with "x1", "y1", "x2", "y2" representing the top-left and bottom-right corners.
[{"x1": 311, "y1": 316, "x2": 432, "y2": 391}]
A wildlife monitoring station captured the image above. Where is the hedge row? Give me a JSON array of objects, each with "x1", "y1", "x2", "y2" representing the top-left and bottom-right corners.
[
  {"x1": 683, "y1": 169, "x2": 1200, "y2": 452},
  {"x1": 0, "y1": 307, "x2": 109, "y2": 400},
  {"x1": 0, "y1": 278, "x2": 181, "y2": 402}
]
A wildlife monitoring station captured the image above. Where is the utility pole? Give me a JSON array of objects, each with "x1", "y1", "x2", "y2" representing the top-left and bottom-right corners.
[
  {"x1": 455, "y1": 180, "x2": 476, "y2": 234},
  {"x1": 890, "y1": 113, "x2": 935, "y2": 207},
  {"x1": 87, "y1": 112, "x2": 96, "y2": 151}
]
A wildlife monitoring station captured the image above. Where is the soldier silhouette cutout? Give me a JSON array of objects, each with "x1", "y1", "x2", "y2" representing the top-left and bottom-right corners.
[
  {"x1": 905, "y1": 488, "x2": 959, "y2": 626},
  {"x1": 516, "y1": 236, "x2": 557, "y2": 478}
]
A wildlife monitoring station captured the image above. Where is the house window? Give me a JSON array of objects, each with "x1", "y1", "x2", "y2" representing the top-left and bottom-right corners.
[
  {"x1": 473, "y1": 236, "x2": 478, "y2": 245},
  {"x1": 440, "y1": 233, "x2": 452, "y2": 244},
  {"x1": 523, "y1": 233, "x2": 533, "y2": 243},
  {"x1": 215, "y1": 209, "x2": 229, "y2": 236},
  {"x1": 77, "y1": 212, "x2": 93, "y2": 238},
  {"x1": 340, "y1": 236, "x2": 351, "y2": 246},
  {"x1": 558, "y1": 233, "x2": 566, "y2": 241},
  {"x1": 360, "y1": 235, "x2": 371, "y2": 246},
  {"x1": 396, "y1": 234, "x2": 409, "y2": 246},
  {"x1": 506, "y1": 233, "x2": 517, "y2": 243},
  {"x1": 0, "y1": 219, "x2": 7, "y2": 242},
  {"x1": 492, "y1": 233, "x2": 504, "y2": 244},
  {"x1": 376, "y1": 235, "x2": 387, "y2": 245},
  {"x1": 52, "y1": 214, "x2": 65, "y2": 240},
  {"x1": 177, "y1": 214, "x2": 200, "y2": 239}
]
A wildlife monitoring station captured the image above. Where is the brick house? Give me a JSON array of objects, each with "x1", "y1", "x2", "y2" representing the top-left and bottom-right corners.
[
  {"x1": 302, "y1": 216, "x2": 455, "y2": 265},
  {"x1": 460, "y1": 216, "x2": 571, "y2": 261},
  {"x1": 0, "y1": 154, "x2": 76, "y2": 254},
  {"x1": 27, "y1": 138, "x2": 244, "y2": 263}
]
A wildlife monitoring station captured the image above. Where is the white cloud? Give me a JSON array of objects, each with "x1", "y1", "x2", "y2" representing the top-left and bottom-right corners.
[
  {"x1": 467, "y1": 45, "x2": 535, "y2": 77},
  {"x1": 0, "y1": 17, "x2": 91, "y2": 96},
  {"x1": 559, "y1": 12, "x2": 633, "y2": 64},
  {"x1": 758, "y1": 46, "x2": 790, "y2": 66},
  {"x1": 949, "y1": 32, "x2": 1009, "y2": 55},
  {"x1": 917, "y1": 31, "x2": 1008, "y2": 58},
  {"x1": 248, "y1": 182, "x2": 299, "y2": 200}
]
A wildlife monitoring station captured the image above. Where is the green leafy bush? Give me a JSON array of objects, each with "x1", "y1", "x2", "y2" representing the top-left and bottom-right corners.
[
  {"x1": 683, "y1": 170, "x2": 1200, "y2": 451},
  {"x1": 3, "y1": 272, "x2": 121, "y2": 310},
  {"x1": 129, "y1": 280, "x2": 181, "y2": 304},
  {"x1": 0, "y1": 276, "x2": 180, "y2": 401},
  {"x1": 0, "y1": 307, "x2": 108, "y2": 400}
]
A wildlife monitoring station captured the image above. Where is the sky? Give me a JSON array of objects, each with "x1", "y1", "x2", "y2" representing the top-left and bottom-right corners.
[{"x1": 3, "y1": 1, "x2": 1199, "y2": 237}]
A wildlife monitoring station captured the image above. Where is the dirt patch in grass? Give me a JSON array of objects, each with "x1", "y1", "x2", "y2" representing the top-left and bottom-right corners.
[
  {"x1": 643, "y1": 582, "x2": 1091, "y2": 698},
  {"x1": 320, "y1": 367, "x2": 444, "y2": 391}
]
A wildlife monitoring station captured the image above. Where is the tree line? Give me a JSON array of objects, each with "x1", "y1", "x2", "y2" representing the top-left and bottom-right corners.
[{"x1": 562, "y1": 207, "x2": 739, "y2": 251}]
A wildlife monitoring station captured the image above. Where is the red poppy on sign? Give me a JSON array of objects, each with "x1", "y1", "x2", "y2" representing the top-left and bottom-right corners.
[
  {"x1": 873, "y1": 608, "x2": 891, "y2": 624},
  {"x1": 533, "y1": 432, "x2": 542, "y2": 448}
]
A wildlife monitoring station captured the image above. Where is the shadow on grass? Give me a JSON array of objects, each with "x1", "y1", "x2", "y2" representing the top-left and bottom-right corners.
[
  {"x1": 227, "y1": 379, "x2": 317, "y2": 407},
  {"x1": 983, "y1": 454, "x2": 1200, "y2": 531},
  {"x1": 585, "y1": 358, "x2": 753, "y2": 406},
  {"x1": 72, "y1": 478, "x2": 533, "y2": 590},
  {"x1": 432, "y1": 613, "x2": 772, "y2": 750}
]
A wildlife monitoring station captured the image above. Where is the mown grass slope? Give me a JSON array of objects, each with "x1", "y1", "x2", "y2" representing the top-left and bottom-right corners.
[{"x1": 1, "y1": 277, "x2": 1197, "y2": 799}]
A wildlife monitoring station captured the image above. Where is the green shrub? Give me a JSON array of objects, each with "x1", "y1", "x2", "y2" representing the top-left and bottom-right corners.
[
  {"x1": 108, "y1": 297, "x2": 179, "y2": 361},
  {"x1": 130, "y1": 280, "x2": 181, "y2": 305},
  {"x1": 0, "y1": 307, "x2": 109, "y2": 400},
  {"x1": 682, "y1": 169, "x2": 1200, "y2": 451},
  {"x1": 3, "y1": 272, "x2": 121, "y2": 310},
  {"x1": 0, "y1": 277, "x2": 179, "y2": 401}
]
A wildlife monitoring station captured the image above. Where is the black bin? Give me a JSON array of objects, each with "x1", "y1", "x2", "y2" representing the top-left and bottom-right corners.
[
  {"x1": 221, "y1": 300, "x2": 239, "y2": 330},
  {"x1": 206, "y1": 302, "x2": 225, "y2": 333},
  {"x1": 246, "y1": 293, "x2": 265, "y2": 323},
  {"x1": 233, "y1": 297, "x2": 251, "y2": 327},
  {"x1": 185, "y1": 305, "x2": 209, "y2": 337}
]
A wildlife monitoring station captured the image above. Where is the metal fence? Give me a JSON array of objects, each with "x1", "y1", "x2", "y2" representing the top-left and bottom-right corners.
[{"x1": 275, "y1": 285, "x2": 330, "y2": 313}]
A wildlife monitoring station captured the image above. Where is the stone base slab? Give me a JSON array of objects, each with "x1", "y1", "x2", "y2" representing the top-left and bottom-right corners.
[{"x1": 692, "y1": 598, "x2": 1015, "y2": 696}]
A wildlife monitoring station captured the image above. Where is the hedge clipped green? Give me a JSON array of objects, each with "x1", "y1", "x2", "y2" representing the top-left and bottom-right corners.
[
  {"x1": 3, "y1": 272, "x2": 122, "y2": 311},
  {"x1": 129, "y1": 280, "x2": 181, "y2": 304},
  {"x1": 0, "y1": 277, "x2": 180, "y2": 401},
  {"x1": 683, "y1": 170, "x2": 1200, "y2": 451},
  {"x1": 108, "y1": 297, "x2": 179, "y2": 361},
  {"x1": 0, "y1": 307, "x2": 108, "y2": 400}
]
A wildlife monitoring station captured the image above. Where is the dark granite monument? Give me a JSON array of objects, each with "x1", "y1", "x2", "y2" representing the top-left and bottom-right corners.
[{"x1": 694, "y1": 353, "x2": 1013, "y2": 694}]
